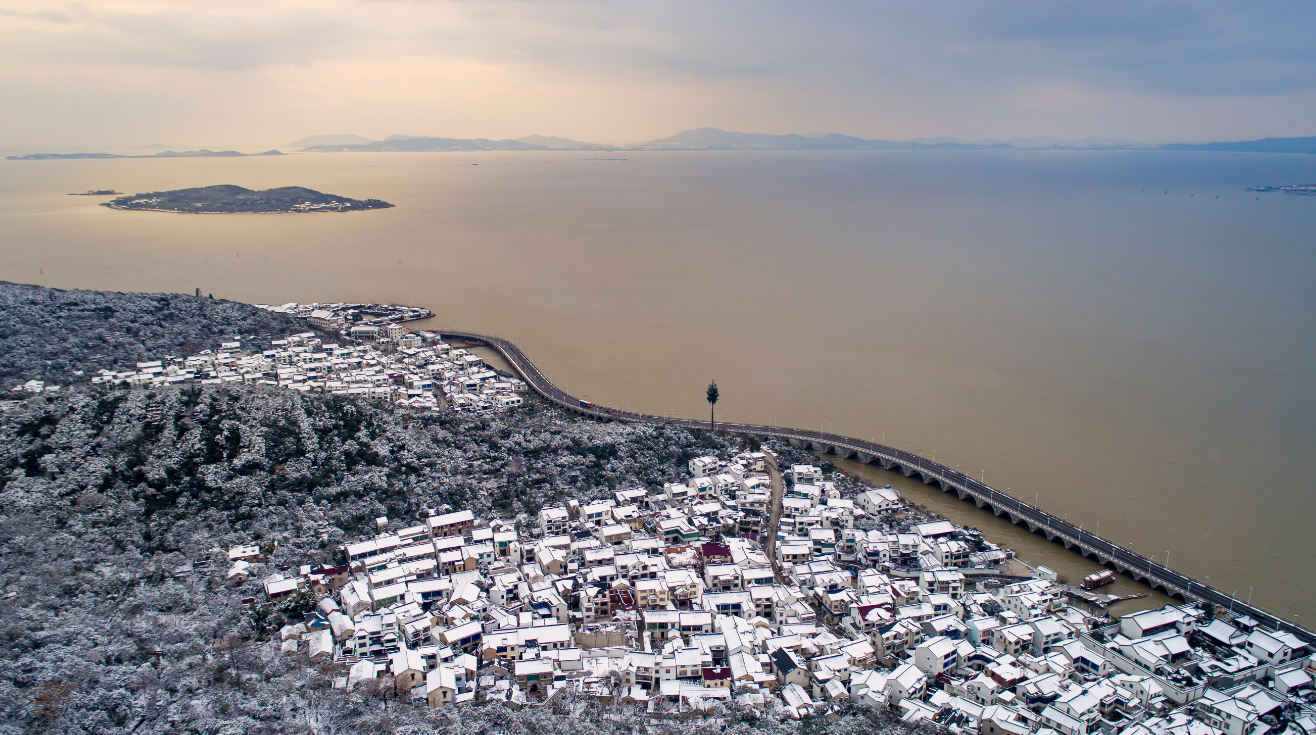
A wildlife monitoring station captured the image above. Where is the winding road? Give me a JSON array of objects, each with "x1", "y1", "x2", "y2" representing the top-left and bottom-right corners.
[{"x1": 444, "y1": 330, "x2": 1314, "y2": 645}]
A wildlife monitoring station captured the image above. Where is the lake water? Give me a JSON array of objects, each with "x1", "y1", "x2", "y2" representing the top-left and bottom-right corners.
[{"x1": 3, "y1": 149, "x2": 1314, "y2": 619}]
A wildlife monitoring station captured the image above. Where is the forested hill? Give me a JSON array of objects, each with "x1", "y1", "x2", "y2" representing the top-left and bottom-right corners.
[
  {"x1": 0, "y1": 283, "x2": 784, "y2": 732},
  {"x1": 0, "y1": 282, "x2": 303, "y2": 385},
  {"x1": 0, "y1": 283, "x2": 905, "y2": 734},
  {"x1": 0, "y1": 379, "x2": 756, "y2": 731}
]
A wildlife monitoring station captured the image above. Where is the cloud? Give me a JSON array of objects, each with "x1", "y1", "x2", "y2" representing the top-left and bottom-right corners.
[
  {"x1": 962, "y1": 1, "x2": 1316, "y2": 97},
  {"x1": 0, "y1": 1, "x2": 353, "y2": 70},
  {"x1": 1, "y1": 0, "x2": 1314, "y2": 147}
]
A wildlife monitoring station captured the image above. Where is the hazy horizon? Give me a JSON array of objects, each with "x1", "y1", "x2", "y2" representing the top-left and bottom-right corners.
[
  {"x1": 3, "y1": 1, "x2": 1315, "y2": 151},
  {"x1": 5, "y1": 126, "x2": 1313, "y2": 158}
]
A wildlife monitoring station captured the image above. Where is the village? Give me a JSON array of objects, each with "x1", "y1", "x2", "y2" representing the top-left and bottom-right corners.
[
  {"x1": 85, "y1": 302, "x2": 527, "y2": 413},
  {"x1": 241, "y1": 450, "x2": 1316, "y2": 735},
  {"x1": 38, "y1": 296, "x2": 1316, "y2": 734}
]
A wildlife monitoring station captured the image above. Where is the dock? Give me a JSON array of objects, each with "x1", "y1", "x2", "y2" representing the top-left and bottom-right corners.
[{"x1": 1066, "y1": 587, "x2": 1147, "y2": 609}]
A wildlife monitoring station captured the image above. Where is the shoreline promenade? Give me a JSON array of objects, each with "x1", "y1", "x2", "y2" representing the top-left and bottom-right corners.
[{"x1": 440, "y1": 329, "x2": 1314, "y2": 644}]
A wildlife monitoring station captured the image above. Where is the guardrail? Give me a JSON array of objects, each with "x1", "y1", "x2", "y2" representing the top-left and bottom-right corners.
[{"x1": 440, "y1": 329, "x2": 1314, "y2": 645}]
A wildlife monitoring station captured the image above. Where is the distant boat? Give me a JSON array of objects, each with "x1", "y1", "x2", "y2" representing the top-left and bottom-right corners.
[{"x1": 1082, "y1": 570, "x2": 1116, "y2": 591}]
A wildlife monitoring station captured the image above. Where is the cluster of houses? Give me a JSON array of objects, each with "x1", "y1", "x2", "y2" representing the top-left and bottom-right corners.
[
  {"x1": 251, "y1": 450, "x2": 1316, "y2": 733},
  {"x1": 89, "y1": 330, "x2": 527, "y2": 413},
  {"x1": 286, "y1": 201, "x2": 368, "y2": 212},
  {"x1": 254, "y1": 302, "x2": 434, "y2": 336},
  {"x1": 11, "y1": 379, "x2": 59, "y2": 394}
]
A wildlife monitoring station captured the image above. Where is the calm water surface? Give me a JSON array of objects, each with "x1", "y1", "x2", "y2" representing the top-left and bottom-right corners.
[{"x1": 2, "y1": 150, "x2": 1314, "y2": 619}]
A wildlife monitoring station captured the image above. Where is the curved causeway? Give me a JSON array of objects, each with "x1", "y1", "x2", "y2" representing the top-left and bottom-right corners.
[{"x1": 440, "y1": 329, "x2": 1314, "y2": 644}]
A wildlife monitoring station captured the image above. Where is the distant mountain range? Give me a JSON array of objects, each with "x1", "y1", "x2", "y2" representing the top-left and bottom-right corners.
[
  {"x1": 635, "y1": 128, "x2": 918, "y2": 150},
  {"x1": 286, "y1": 129, "x2": 1315, "y2": 153},
  {"x1": 514, "y1": 134, "x2": 607, "y2": 149},
  {"x1": 9, "y1": 132, "x2": 1314, "y2": 161},
  {"x1": 6, "y1": 149, "x2": 284, "y2": 161},
  {"x1": 1160, "y1": 136, "x2": 1316, "y2": 154},
  {"x1": 634, "y1": 130, "x2": 1316, "y2": 152},
  {"x1": 299, "y1": 137, "x2": 548, "y2": 153},
  {"x1": 296, "y1": 133, "x2": 615, "y2": 153},
  {"x1": 633, "y1": 129, "x2": 1166, "y2": 150},
  {"x1": 284, "y1": 134, "x2": 375, "y2": 148}
]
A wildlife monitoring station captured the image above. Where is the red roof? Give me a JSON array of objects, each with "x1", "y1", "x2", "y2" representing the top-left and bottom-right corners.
[{"x1": 700, "y1": 542, "x2": 732, "y2": 559}]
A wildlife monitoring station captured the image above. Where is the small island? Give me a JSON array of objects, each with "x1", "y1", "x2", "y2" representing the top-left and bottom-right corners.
[
  {"x1": 68, "y1": 190, "x2": 122, "y2": 196},
  {"x1": 8, "y1": 149, "x2": 284, "y2": 160},
  {"x1": 102, "y1": 184, "x2": 395, "y2": 213}
]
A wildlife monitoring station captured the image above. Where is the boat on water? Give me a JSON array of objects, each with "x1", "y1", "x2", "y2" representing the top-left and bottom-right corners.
[{"x1": 1082, "y1": 570, "x2": 1116, "y2": 591}]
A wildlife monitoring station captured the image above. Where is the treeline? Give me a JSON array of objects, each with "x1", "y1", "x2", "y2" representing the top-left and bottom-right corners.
[{"x1": 0, "y1": 282, "x2": 303, "y2": 385}]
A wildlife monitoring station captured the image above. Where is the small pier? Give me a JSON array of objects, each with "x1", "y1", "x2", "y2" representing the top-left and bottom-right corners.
[{"x1": 1066, "y1": 587, "x2": 1147, "y2": 609}]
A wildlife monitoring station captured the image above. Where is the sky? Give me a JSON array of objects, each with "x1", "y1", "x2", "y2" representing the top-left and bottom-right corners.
[{"x1": 2, "y1": 0, "x2": 1315, "y2": 150}]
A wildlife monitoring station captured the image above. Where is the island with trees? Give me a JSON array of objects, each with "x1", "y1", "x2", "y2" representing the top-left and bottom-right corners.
[{"x1": 102, "y1": 184, "x2": 395, "y2": 213}]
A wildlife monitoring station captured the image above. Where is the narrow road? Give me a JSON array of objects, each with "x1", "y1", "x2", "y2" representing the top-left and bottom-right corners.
[
  {"x1": 441, "y1": 329, "x2": 1315, "y2": 644},
  {"x1": 761, "y1": 450, "x2": 786, "y2": 586}
]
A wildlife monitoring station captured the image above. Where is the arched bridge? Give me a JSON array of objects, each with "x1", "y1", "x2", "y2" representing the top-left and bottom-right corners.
[{"x1": 442, "y1": 330, "x2": 1314, "y2": 645}]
